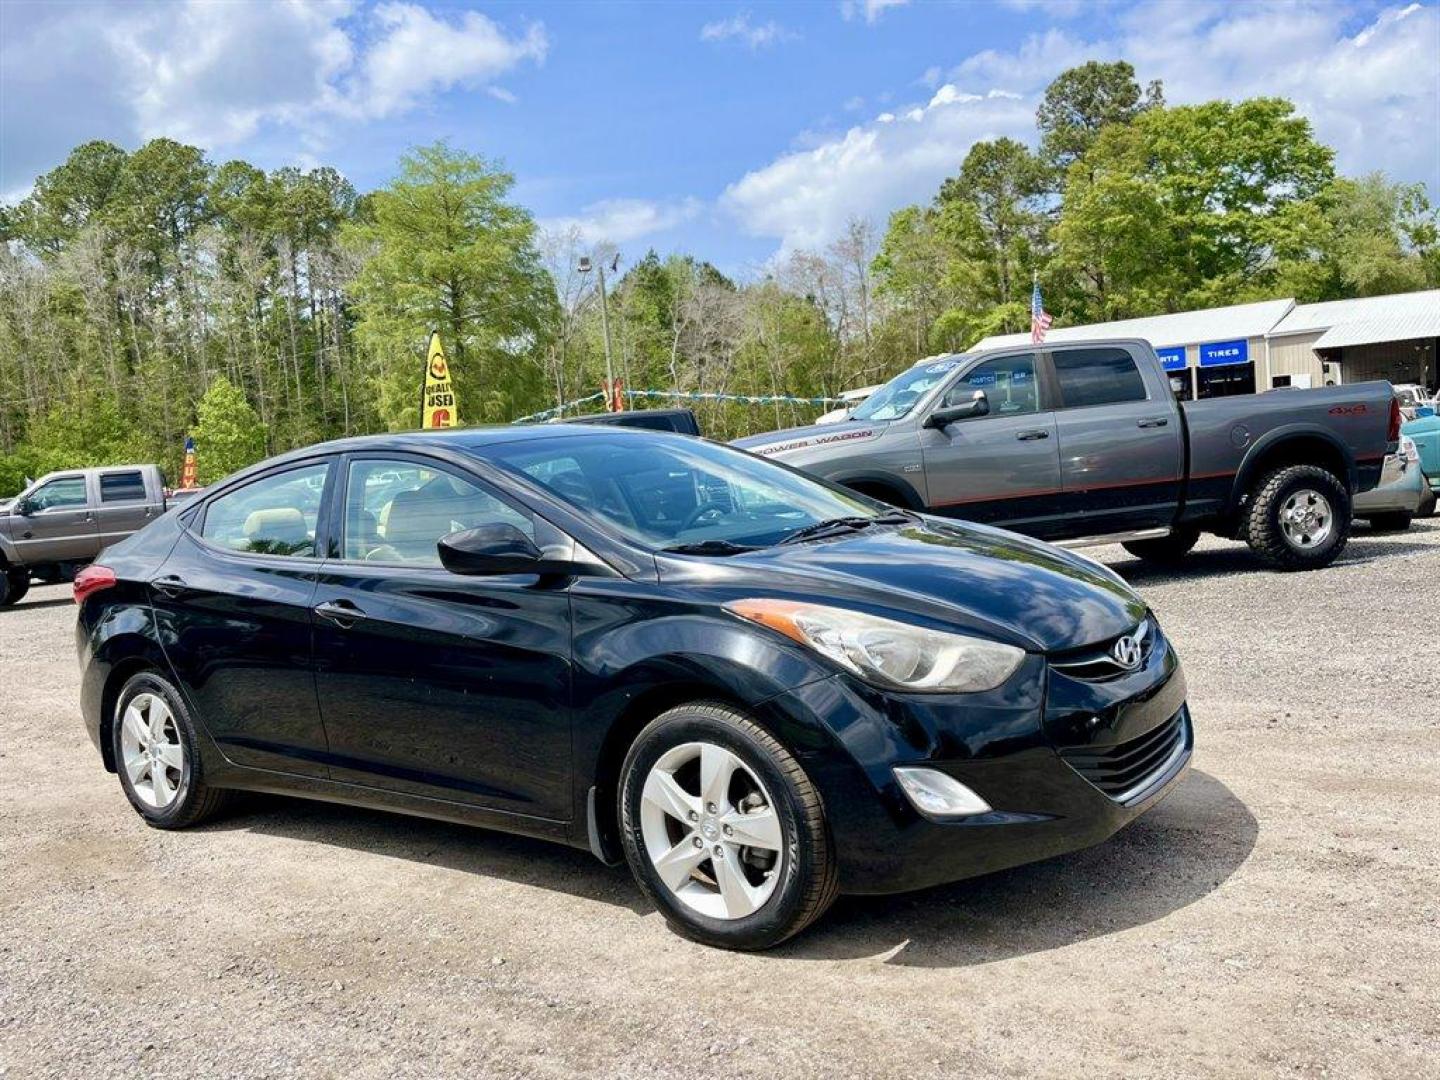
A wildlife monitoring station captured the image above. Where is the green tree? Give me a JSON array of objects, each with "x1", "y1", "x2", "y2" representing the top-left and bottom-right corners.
[
  {"x1": 343, "y1": 142, "x2": 556, "y2": 428},
  {"x1": 1054, "y1": 98, "x2": 1335, "y2": 316},
  {"x1": 1036, "y1": 61, "x2": 1162, "y2": 180},
  {"x1": 193, "y1": 376, "x2": 267, "y2": 483}
]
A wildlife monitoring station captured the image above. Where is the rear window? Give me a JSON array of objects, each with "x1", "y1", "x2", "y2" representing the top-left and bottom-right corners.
[
  {"x1": 100, "y1": 471, "x2": 146, "y2": 503},
  {"x1": 1053, "y1": 348, "x2": 1147, "y2": 408},
  {"x1": 200, "y1": 464, "x2": 328, "y2": 557}
]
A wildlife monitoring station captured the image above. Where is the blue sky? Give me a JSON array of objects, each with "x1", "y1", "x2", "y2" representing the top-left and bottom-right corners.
[{"x1": 2, "y1": 1, "x2": 1438, "y2": 275}]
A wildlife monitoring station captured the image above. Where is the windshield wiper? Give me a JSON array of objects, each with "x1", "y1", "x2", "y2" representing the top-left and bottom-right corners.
[
  {"x1": 777, "y1": 511, "x2": 913, "y2": 546},
  {"x1": 660, "y1": 539, "x2": 759, "y2": 556}
]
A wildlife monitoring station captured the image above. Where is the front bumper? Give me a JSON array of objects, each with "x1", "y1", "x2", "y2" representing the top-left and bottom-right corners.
[{"x1": 780, "y1": 620, "x2": 1192, "y2": 895}]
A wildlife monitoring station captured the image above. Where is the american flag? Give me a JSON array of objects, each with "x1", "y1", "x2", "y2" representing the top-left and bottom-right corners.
[{"x1": 1031, "y1": 276, "x2": 1052, "y2": 344}]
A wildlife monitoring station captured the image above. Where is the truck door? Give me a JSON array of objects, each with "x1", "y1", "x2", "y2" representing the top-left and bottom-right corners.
[
  {"x1": 10, "y1": 474, "x2": 98, "y2": 563},
  {"x1": 919, "y1": 351, "x2": 1067, "y2": 537},
  {"x1": 94, "y1": 469, "x2": 160, "y2": 555},
  {"x1": 1048, "y1": 345, "x2": 1184, "y2": 536}
]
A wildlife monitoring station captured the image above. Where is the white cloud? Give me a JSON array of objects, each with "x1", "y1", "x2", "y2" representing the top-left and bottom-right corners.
[
  {"x1": 700, "y1": 12, "x2": 796, "y2": 49},
  {"x1": 722, "y1": 87, "x2": 1034, "y2": 252},
  {"x1": 541, "y1": 198, "x2": 703, "y2": 246},
  {"x1": 840, "y1": 0, "x2": 911, "y2": 25},
  {"x1": 354, "y1": 2, "x2": 546, "y2": 117},
  {"x1": 724, "y1": 1, "x2": 1440, "y2": 254},
  {"x1": 0, "y1": 0, "x2": 546, "y2": 191}
]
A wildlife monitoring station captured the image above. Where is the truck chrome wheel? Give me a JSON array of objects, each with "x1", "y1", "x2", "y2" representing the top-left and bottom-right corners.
[
  {"x1": 119, "y1": 692, "x2": 185, "y2": 809},
  {"x1": 1279, "y1": 489, "x2": 1333, "y2": 550},
  {"x1": 639, "y1": 741, "x2": 784, "y2": 920}
]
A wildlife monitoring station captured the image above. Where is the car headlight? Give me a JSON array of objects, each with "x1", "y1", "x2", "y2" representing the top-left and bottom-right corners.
[{"x1": 725, "y1": 599, "x2": 1025, "y2": 693}]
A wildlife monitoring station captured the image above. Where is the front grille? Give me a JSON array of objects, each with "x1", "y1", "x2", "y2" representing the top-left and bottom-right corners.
[
  {"x1": 1050, "y1": 618, "x2": 1158, "y2": 682},
  {"x1": 1059, "y1": 708, "x2": 1188, "y2": 801}
]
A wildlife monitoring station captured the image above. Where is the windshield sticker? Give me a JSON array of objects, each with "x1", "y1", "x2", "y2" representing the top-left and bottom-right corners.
[{"x1": 924, "y1": 361, "x2": 958, "y2": 373}]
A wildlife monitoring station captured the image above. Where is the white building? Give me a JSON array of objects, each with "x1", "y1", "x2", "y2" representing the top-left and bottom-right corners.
[{"x1": 972, "y1": 288, "x2": 1440, "y2": 399}]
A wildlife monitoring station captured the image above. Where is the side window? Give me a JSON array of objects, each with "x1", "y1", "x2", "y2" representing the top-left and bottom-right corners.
[
  {"x1": 1053, "y1": 348, "x2": 1148, "y2": 408},
  {"x1": 28, "y1": 477, "x2": 88, "y2": 511},
  {"x1": 345, "y1": 459, "x2": 533, "y2": 566},
  {"x1": 100, "y1": 471, "x2": 146, "y2": 503},
  {"x1": 200, "y1": 464, "x2": 329, "y2": 557},
  {"x1": 943, "y1": 355, "x2": 1039, "y2": 417}
]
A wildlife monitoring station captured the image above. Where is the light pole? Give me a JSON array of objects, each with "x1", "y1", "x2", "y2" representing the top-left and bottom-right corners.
[{"x1": 579, "y1": 253, "x2": 621, "y2": 410}]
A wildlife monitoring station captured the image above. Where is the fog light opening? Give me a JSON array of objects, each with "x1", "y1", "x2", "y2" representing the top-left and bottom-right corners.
[{"x1": 893, "y1": 767, "x2": 992, "y2": 819}]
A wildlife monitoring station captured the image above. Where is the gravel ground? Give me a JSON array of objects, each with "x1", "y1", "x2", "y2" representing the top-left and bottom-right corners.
[{"x1": 2, "y1": 522, "x2": 1438, "y2": 1079}]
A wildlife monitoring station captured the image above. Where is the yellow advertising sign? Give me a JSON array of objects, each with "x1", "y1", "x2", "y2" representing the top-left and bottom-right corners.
[{"x1": 420, "y1": 331, "x2": 459, "y2": 428}]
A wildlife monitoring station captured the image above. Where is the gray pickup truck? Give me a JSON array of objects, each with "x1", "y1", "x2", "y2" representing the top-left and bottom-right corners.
[
  {"x1": 734, "y1": 339, "x2": 1399, "y2": 571},
  {"x1": 0, "y1": 465, "x2": 168, "y2": 606}
]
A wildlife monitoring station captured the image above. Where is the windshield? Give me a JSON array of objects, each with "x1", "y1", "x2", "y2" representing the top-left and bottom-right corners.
[
  {"x1": 485, "y1": 432, "x2": 887, "y2": 550},
  {"x1": 851, "y1": 356, "x2": 968, "y2": 420}
]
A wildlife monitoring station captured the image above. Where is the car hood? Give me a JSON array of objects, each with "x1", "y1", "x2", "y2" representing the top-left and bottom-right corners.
[
  {"x1": 731, "y1": 419, "x2": 886, "y2": 459},
  {"x1": 664, "y1": 517, "x2": 1147, "y2": 653}
]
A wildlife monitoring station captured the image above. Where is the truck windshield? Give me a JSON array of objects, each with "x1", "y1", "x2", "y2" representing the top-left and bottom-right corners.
[
  {"x1": 851, "y1": 357, "x2": 970, "y2": 420},
  {"x1": 486, "y1": 432, "x2": 891, "y2": 552}
]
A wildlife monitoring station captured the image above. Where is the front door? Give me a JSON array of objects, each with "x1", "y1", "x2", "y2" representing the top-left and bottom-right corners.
[
  {"x1": 11, "y1": 474, "x2": 98, "y2": 563},
  {"x1": 919, "y1": 352, "x2": 1066, "y2": 536},
  {"x1": 310, "y1": 455, "x2": 573, "y2": 821},
  {"x1": 1049, "y1": 345, "x2": 1184, "y2": 536},
  {"x1": 151, "y1": 461, "x2": 332, "y2": 778}
]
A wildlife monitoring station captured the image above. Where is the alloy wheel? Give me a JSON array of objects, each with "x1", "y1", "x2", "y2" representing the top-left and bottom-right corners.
[
  {"x1": 639, "y1": 741, "x2": 784, "y2": 920},
  {"x1": 1279, "y1": 488, "x2": 1333, "y2": 550},
  {"x1": 119, "y1": 692, "x2": 185, "y2": 809}
]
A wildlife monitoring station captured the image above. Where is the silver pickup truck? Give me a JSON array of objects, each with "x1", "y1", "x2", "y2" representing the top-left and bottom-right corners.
[
  {"x1": 734, "y1": 339, "x2": 1399, "y2": 571},
  {"x1": 0, "y1": 465, "x2": 168, "y2": 606}
]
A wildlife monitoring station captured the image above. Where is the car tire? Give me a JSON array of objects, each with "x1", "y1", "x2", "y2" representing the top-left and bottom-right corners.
[
  {"x1": 1365, "y1": 512, "x2": 1413, "y2": 533},
  {"x1": 0, "y1": 569, "x2": 28, "y2": 607},
  {"x1": 112, "y1": 671, "x2": 232, "y2": 829},
  {"x1": 1122, "y1": 527, "x2": 1200, "y2": 565},
  {"x1": 1244, "y1": 464, "x2": 1350, "y2": 571},
  {"x1": 619, "y1": 701, "x2": 839, "y2": 950}
]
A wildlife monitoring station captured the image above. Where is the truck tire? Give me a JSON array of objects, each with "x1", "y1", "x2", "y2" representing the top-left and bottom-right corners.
[
  {"x1": 1122, "y1": 527, "x2": 1200, "y2": 565},
  {"x1": 1417, "y1": 486, "x2": 1436, "y2": 519},
  {"x1": 0, "y1": 569, "x2": 28, "y2": 608},
  {"x1": 1364, "y1": 512, "x2": 1413, "y2": 533},
  {"x1": 1244, "y1": 464, "x2": 1350, "y2": 571}
]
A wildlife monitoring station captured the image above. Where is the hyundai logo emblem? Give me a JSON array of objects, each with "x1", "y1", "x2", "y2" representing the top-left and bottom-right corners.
[{"x1": 1110, "y1": 624, "x2": 1147, "y2": 670}]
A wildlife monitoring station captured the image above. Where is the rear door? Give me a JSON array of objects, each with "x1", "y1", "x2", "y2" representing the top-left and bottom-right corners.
[
  {"x1": 94, "y1": 469, "x2": 160, "y2": 552},
  {"x1": 10, "y1": 474, "x2": 97, "y2": 562},
  {"x1": 309, "y1": 453, "x2": 574, "y2": 821},
  {"x1": 1049, "y1": 345, "x2": 1184, "y2": 536},
  {"x1": 919, "y1": 351, "x2": 1066, "y2": 536},
  {"x1": 150, "y1": 460, "x2": 333, "y2": 778}
]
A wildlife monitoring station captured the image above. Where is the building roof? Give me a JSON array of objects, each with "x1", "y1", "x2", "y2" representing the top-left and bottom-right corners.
[
  {"x1": 1269, "y1": 289, "x2": 1440, "y2": 338},
  {"x1": 969, "y1": 297, "x2": 1296, "y2": 351},
  {"x1": 1313, "y1": 312, "x2": 1440, "y2": 351}
]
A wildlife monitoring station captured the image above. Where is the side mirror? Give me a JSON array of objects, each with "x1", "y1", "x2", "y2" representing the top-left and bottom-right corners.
[
  {"x1": 14, "y1": 498, "x2": 34, "y2": 516},
  {"x1": 438, "y1": 523, "x2": 580, "y2": 576},
  {"x1": 925, "y1": 390, "x2": 989, "y2": 429}
]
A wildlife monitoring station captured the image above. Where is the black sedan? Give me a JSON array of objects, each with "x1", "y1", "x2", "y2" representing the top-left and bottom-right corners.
[{"x1": 75, "y1": 425, "x2": 1191, "y2": 949}]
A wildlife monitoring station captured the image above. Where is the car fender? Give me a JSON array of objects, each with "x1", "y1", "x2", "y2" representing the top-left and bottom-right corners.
[
  {"x1": 77, "y1": 600, "x2": 177, "y2": 771},
  {"x1": 1228, "y1": 424, "x2": 1357, "y2": 512}
]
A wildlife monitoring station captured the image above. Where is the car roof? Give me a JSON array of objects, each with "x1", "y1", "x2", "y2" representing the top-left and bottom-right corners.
[{"x1": 261, "y1": 422, "x2": 669, "y2": 467}]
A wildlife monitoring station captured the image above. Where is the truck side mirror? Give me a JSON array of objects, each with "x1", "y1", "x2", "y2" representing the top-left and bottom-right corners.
[
  {"x1": 925, "y1": 390, "x2": 990, "y2": 429},
  {"x1": 14, "y1": 497, "x2": 34, "y2": 516}
]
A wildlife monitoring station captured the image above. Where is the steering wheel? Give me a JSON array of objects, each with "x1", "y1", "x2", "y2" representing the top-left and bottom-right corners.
[{"x1": 679, "y1": 501, "x2": 729, "y2": 531}]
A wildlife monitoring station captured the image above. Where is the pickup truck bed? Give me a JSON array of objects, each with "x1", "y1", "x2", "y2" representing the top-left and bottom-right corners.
[{"x1": 734, "y1": 339, "x2": 1398, "y2": 571}]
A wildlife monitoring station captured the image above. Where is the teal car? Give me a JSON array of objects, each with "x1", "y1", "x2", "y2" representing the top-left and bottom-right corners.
[{"x1": 1402, "y1": 410, "x2": 1440, "y2": 517}]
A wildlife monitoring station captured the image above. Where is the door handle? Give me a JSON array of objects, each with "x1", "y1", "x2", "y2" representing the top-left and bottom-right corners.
[
  {"x1": 1137, "y1": 417, "x2": 1170, "y2": 428},
  {"x1": 314, "y1": 599, "x2": 367, "y2": 627},
  {"x1": 151, "y1": 575, "x2": 187, "y2": 598},
  {"x1": 1016, "y1": 429, "x2": 1050, "y2": 441}
]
